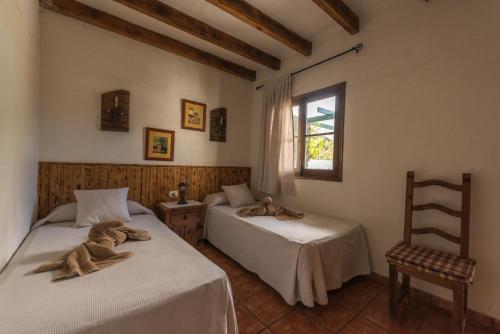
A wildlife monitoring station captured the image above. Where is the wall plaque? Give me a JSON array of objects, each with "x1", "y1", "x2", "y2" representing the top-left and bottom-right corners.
[
  {"x1": 210, "y1": 108, "x2": 227, "y2": 142},
  {"x1": 101, "y1": 90, "x2": 129, "y2": 132}
]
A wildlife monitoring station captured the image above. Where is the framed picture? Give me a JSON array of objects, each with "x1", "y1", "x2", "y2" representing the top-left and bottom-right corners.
[
  {"x1": 181, "y1": 99, "x2": 206, "y2": 131},
  {"x1": 145, "y1": 127, "x2": 175, "y2": 161}
]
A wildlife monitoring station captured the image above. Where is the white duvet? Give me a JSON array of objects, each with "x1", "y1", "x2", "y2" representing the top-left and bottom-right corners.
[
  {"x1": 0, "y1": 214, "x2": 237, "y2": 334},
  {"x1": 206, "y1": 205, "x2": 371, "y2": 307}
]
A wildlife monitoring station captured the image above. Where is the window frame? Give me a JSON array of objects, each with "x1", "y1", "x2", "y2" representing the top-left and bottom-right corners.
[{"x1": 292, "y1": 82, "x2": 346, "y2": 182}]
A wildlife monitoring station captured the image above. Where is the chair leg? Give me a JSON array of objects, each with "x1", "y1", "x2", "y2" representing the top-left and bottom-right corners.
[
  {"x1": 453, "y1": 284, "x2": 466, "y2": 332},
  {"x1": 402, "y1": 274, "x2": 410, "y2": 298},
  {"x1": 464, "y1": 286, "x2": 468, "y2": 316},
  {"x1": 389, "y1": 264, "x2": 398, "y2": 316},
  {"x1": 463, "y1": 287, "x2": 468, "y2": 331}
]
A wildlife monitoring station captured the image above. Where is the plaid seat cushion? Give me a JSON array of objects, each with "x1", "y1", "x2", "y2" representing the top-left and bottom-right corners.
[{"x1": 385, "y1": 242, "x2": 476, "y2": 285}]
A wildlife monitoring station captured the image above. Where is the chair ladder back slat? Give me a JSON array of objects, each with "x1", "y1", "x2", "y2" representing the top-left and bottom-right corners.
[
  {"x1": 412, "y1": 203, "x2": 462, "y2": 217},
  {"x1": 404, "y1": 171, "x2": 415, "y2": 244},
  {"x1": 411, "y1": 227, "x2": 461, "y2": 244},
  {"x1": 413, "y1": 179, "x2": 463, "y2": 191},
  {"x1": 460, "y1": 173, "x2": 471, "y2": 258}
]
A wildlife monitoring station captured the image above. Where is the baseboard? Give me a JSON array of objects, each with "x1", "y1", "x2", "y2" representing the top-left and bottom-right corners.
[{"x1": 369, "y1": 272, "x2": 497, "y2": 330}]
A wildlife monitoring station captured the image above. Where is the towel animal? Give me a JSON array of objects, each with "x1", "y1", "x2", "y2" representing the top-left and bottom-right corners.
[
  {"x1": 33, "y1": 220, "x2": 151, "y2": 280},
  {"x1": 236, "y1": 197, "x2": 304, "y2": 220}
]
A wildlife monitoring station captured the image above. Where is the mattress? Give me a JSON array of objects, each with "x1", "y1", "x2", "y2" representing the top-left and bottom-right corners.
[
  {"x1": 0, "y1": 214, "x2": 237, "y2": 334},
  {"x1": 206, "y1": 205, "x2": 371, "y2": 307}
]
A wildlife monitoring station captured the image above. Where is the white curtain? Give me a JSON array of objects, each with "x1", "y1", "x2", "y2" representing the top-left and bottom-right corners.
[{"x1": 256, "y1": 76, "x2": 295, "y2": 195}]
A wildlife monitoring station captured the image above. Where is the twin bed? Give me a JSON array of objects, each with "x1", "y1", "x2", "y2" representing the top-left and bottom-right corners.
[
  {"x1": 205, "y1": 204, "x2": 371, "y2": 307},
  {"x1": 0, "y1": 194, "x2": 371, "y2": 334},
  {"x1": 0, "y1": 212, "x2": 237, "y2": 334}
]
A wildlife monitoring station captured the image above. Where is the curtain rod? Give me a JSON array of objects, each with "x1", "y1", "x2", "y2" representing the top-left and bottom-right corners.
[{"x1": 255, "y1": 43, "x2": 363, "y2": 90}]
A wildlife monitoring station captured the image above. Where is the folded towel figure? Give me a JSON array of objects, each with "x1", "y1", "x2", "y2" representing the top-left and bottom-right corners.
[
  {"x1": 33, "y1": 220, "x2": 151, "y2": 280},
  {"x1": 236, "y1": 197, "x2": 304, "y2": 220}
]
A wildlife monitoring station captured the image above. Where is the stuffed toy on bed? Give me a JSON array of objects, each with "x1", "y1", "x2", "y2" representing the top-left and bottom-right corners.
[{"x1": 236, "y1": 197, "x2": 304, "y2": 220}]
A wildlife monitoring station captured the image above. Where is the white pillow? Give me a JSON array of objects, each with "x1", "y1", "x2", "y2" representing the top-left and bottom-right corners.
[
  {"x1": 222, "y1": 183, "x2": 255, "y2": 208},
  {"x1": 32, "y1": 202, "x2": 78, "y2": 229},
  {"x1": 32, "y1": 200, "x2": 153, "y2": 230},
  {"x1": 203, "y1": 192, "x2": 230, "y2": 207},
  {"x1": 74, "y1": 188, "x2": 131, "y2": 228},
  {"x1": 127, "y1": 200, "x2": 155, "y2": 216}
]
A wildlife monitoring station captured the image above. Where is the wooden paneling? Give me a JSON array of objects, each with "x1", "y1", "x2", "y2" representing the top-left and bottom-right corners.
[
  {"x1": 37, "y1": 162, "x2": 251, "y2": 219},
  {"x1": 37, "y1": 163, "x2": 51, "y2": 218},
  {"x1": 61, "y1": 164, "x2": 94, "y2": 203},
  {"x1": 40, "y1": 0, "x2": 256, "y2": 81},
  {"x1": 49, "y1": 164, "x2": 63, "y2": 211}
]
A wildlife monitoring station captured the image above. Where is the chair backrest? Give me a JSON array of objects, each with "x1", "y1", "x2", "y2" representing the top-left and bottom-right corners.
[{"x1": 403, "y1": 171, "x2": 471, "y2": 258}]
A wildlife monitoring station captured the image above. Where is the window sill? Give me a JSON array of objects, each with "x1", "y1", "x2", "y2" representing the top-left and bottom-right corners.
[{"x1": 294, "y1": 175, "x2": 342, "y2": 182}]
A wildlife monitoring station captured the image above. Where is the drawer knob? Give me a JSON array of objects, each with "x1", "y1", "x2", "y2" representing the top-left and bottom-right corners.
[{"x1": 183, "y1": 214, "x2": 187, "y2": 220}]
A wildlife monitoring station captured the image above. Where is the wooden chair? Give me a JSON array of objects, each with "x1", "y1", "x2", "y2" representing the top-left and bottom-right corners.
[{"x1": 385, "y1": 171, "x2": 475, "y2": 331}]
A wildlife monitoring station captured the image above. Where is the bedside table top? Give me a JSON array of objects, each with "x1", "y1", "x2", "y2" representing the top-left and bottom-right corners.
[{"x1": 159, "y1": 200, "x2": 204, "y2": 210}]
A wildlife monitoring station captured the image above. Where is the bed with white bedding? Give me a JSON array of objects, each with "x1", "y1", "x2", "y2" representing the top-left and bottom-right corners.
[
  {"x1": 0, "y1": 213, "x2": 237, "y2": 334},
  {"x1": 205, "y1": 204, "x2": 371, "y2": 307}
]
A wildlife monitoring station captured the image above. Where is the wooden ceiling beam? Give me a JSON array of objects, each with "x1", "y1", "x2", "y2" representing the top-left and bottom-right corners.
[
  {"x1": 206, "y1": 0, "x2": 312, "y2": 56},
  {"x1": 39, "y1": 0, "x2": 256, "y2": 81},
  {"x1": 113, "y1": 0, "x2": 280, "y2": 70},
  {"x1": 311, "y1": 0, "x2": 359, "y2": 34}
]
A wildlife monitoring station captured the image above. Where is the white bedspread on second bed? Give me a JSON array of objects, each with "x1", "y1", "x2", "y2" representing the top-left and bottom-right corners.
[
  {"x1": 0, "y1": 214, "x2": 237, "y2": 334},
  {"x1": 206, "y1": 205, "x2": 371, "y2": 307}
]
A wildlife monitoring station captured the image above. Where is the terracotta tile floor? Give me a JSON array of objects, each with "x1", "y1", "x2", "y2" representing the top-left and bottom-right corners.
[{"x1": 197, "y1": 243, "x2": 493, "y2": 334}]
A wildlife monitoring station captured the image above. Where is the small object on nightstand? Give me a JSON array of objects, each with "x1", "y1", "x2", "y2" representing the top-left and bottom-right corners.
[
  {"x1": 156, "y1": 200, "x2": 207, "y2": 247},
  {"x1": 177, "y1": 182, "x2": 188, "y2": 205}
]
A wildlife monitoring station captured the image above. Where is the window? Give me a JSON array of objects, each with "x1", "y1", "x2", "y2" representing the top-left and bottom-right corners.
[{"x1": 292, "y1": 82, "x2": 345, "y2": 181}]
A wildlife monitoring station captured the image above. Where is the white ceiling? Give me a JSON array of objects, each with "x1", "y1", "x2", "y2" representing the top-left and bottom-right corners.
[{"x1": 76, "y1": 0, "x2": 367, "y2": 79}]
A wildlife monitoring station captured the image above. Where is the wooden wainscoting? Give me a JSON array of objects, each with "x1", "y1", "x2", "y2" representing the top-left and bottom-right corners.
[{"x1": 37, "y1": 162, "x2": 251, "y2": 219}]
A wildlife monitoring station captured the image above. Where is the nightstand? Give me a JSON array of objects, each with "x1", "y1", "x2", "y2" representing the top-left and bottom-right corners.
[{"x1": 156, "y1": 200, "x2": 207, "y2": 247}]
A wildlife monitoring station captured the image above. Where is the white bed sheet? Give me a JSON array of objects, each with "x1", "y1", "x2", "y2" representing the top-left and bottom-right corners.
[
  {"x1": 0, "y1": 214, "x2": 237, "y2": 334},
  {"x1": 205, "y1": 205, "x2": 371, "y2": 307}
]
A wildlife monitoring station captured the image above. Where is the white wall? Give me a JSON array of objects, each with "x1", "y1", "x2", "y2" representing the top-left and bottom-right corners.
[
  {"x1": 251, "y1": 0, "x2": 500, "y2": 319},
  {"x1": 0, "y1": 0, "x2": 40, "y2": 271},
  {"x1": 39, "y1": 11, "x2": 253, "y2": 167},
  {"x1": 12, "y1": 0, "x2": 500, "y2": 320}
]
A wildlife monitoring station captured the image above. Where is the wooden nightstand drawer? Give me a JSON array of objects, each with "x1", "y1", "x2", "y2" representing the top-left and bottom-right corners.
[
  {"x1": 169, "y1": 223, "x2": 185, "y2": 238},
  {"x1": 184, "y1": 224, "x2": 198, "y2": 247},
  {"x1": 157, "y1": 201, "x2": 207, "y2": 247},
  {"x1": 170, "y1": 211, "x2": 201, "y2": 224}
]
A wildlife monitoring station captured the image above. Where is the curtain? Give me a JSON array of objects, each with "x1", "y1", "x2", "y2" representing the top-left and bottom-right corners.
[{"x1": 256, "y1": 76, "x2": 296, "y2": 195}]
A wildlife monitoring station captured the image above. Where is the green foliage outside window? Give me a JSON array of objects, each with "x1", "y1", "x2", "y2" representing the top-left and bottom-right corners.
[{"x1": 305, "y1": 124, "x2": 333, "y2": 160}]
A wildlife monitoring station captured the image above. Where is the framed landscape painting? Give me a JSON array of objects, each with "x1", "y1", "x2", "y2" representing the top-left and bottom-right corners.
[
  {"x1": 181, "y1": 99, "x2": 206, "y2": 131},
  {"x1": 145, "y1": 127, "x2": 175, "y2": 161}
]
